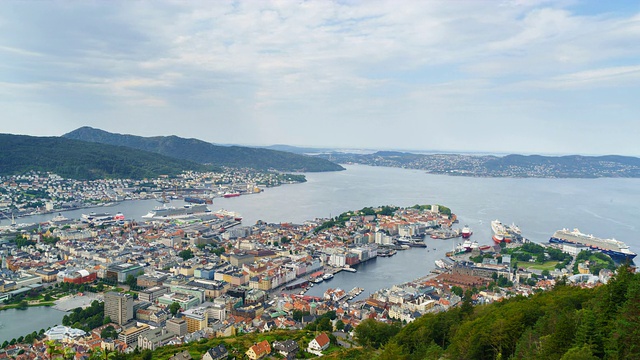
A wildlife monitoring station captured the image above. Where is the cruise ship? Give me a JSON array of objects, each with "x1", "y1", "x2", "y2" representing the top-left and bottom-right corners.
[
  {"x1": 549, "y1": 228, "x2": 636, "y2": 261},
  {"x1": 142, "y1": 204, "x2": 210, "y2": 219}
]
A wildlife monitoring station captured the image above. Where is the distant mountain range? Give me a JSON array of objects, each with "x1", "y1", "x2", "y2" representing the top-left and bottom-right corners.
[
  {"x1": 63, "y1": 127, "x2": 344, "y2": 172},
  {"x1": 0, "y1": 134, "x2": 211, "y2": 180},
  {"x1": 317, "y1": 151, "x2": 640, "y2": 178}
]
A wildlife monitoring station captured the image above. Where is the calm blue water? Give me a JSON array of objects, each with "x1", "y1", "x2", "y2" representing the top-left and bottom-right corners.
[{"x1": 2, "y1": 164, "x2": 639, "y2": 338}]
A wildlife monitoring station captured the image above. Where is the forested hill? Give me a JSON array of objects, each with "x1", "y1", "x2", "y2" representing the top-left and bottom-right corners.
[
  {"x1": 354, "y1": 264, "x2": 640, "y2": 360},
  {"x1": 63, "y1": 127, "x2": 345, "y2": 172},
  {"x1": 317, "y1": 151, "x2": 640, "y2": 178},
  {"x1": 0, "y1": 134, "x2": 211, "y2": 180}
]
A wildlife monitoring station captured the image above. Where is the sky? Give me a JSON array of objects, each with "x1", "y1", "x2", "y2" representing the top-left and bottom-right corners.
[{"x1": 1, "y1": 1, "x2": 639, "y2": 156}]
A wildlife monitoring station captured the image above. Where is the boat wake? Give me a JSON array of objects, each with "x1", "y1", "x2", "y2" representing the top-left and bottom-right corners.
[{"x1": 580, "y1": 208, "x2": 636, "y2": 230}]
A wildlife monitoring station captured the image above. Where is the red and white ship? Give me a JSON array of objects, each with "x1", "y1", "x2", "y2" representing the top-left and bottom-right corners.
[
  {"x1": 461, "y1": 225, "x2": 472, "y2": 238},
  {"x1": 491, "y1": 219, "x2": 520, "y2": 244}
]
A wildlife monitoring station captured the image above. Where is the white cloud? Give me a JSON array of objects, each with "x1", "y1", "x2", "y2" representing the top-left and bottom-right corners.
[{"x1": 1, "y1": 1, "x2": 640, "y2": 154}]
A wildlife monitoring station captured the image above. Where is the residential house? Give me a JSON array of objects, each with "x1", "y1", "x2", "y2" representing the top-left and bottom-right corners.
[
  {"x1": 308, "y1": 333, "x2": 330, "y2": 352},
  {"x1": 201, "y1": 345, "x2": 228, "y2": 360},
  {"x1": 273, "y1": 339, "x2": 299, "y2": 359},
  {"x1": 169, "y1": 350, "x2": 192, "y2": 360},
  {"x1": 245, "y1": 340, "x2": 271, "y2": 360}
]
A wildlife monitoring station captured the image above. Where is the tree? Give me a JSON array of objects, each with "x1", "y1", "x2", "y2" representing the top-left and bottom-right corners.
[
  {"x1": 336, "y1": 320, "x2": 345, "y2": 331},
  {"x1": 45, "y1": 340, "x2": 60, "y2": 360},
  {"x1": 317, "y1": 317, "x2": 333, "y2": 332},
  {"x1": 125, "y1": 274, "x2": 137, "y2": 288},
  {"x1": 17, "y1": 300, "x2": 28, "y2": 310},
  {"x1": 179, "y1": 249, "x2": 194, "y2": 261},
  {"x1": 355, "y1": 318, "x2": 401, "y2": 349},
  {"x1": 451, "y1": 286, "x2": 464, "y2": 297},
  {"x1": 169, "y1": 301, "x2": 181, "y2": 316},
  {"x1": 541, "y1": 270, "x2": 551, "y2": 278},
  {"x1": 44, "y1": 294, "x2": 53, "y2": 301},
  {"x1": 101, "y1": 325, "x2": 117, "y2": 339}
]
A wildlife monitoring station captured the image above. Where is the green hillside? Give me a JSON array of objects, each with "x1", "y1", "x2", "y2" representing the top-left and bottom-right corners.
[
  {"x1": 63, "y1": 127, "x2": 345, "y2": 172},
  {"x1": 0, "y1": 134, "x2": 211, "y2": 180}
]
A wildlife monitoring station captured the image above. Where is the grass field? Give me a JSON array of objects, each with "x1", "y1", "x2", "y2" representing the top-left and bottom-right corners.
[{"x1": 526, "y1": 261, "x2": 560, "y2": 271}]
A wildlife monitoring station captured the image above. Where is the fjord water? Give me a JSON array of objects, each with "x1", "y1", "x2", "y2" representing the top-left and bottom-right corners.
[{"x1": 2, "y1": 165, "x2": 639, "y2": 339}]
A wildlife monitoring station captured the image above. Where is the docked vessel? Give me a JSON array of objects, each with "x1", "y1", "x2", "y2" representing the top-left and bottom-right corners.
[
  {"x1": 322, "y1": 273, "x2": 334, "y2": 280},
  {"x1": 50, "y1": 213, "x2": 69, "y2": 223},
  {"x1": 184, "y1": 197, "x2": 212, "y2": 204},
  {"x1": 142, "y1": 204, "x2": 210, "y2": 219},
  {"x1": 81, "y1": 212, "x2": 115, "y2": 226},
  {"x1": 223, "y1": 192, "x2": 241, "y2": 198},
  {"x1": 114, "y1": 212, "x2": 125, "y2": 224},
  {"x1": 461, "y1": 225, "x2": 472, "y2": 238},
  {"x1": 215, "y1": 209, "x2": 243, "y2": 221},
  {"x1": 549, "y1": 228, "x2": 637, "y2": 261},
  {"x1": 491, "y1": 219, "x2": 522, "y2": 244}
]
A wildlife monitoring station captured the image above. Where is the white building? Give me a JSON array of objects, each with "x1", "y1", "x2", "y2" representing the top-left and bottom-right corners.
[{"x1": 44, "y1": 325, "x2": 87, "y2": 341}]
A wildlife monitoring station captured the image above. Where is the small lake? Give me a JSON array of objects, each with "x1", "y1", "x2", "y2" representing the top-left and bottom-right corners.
[{"x1": 0, "y1": 306, "x2": 66, "y2": 342}]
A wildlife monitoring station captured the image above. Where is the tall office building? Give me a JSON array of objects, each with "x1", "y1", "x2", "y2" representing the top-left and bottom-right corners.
[{"x1": 105, "y1": 291, "x2": 133, "y2": 325}]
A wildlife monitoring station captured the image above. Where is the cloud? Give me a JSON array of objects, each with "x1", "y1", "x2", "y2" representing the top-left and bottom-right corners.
[{"x1": 1, "y1": 1, "x2": 640, "y2": 154}]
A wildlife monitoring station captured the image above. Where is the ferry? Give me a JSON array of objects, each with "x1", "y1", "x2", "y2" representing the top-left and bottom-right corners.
[{"x1": 322, "y1": 273, "x2": 334, "y2": 280}]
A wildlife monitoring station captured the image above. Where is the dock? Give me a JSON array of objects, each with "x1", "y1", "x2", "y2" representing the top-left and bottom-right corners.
[{"x1": 346, "y1": 287, "x2": 364, "y2": 301}]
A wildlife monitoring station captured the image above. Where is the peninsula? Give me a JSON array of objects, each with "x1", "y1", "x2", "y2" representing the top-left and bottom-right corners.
[{"x1": 316, "y1": 151, "x2": 640, "y2": 178}]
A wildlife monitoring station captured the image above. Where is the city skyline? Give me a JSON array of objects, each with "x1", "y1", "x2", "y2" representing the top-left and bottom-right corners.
[{"x1": 1, "y1": 1, "x2": 639, "y2": 156}]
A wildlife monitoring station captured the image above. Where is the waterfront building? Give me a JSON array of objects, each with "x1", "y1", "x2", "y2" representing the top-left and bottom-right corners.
[
  {"x1": 105, "y1": 291, "x2": 134, "y2": 325},
  {"x1": 561, "y1": 243, "x2": 589, "y2": 257},
  {"x1": 44, "y1": 325, "x2": 87, "y2": 341},
  {"x1": 374, "y1": 231, "x2": 393, "y2": 245},
  {"x1": 166, "y1": 318, "x2": 187, "y2": 336}
]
